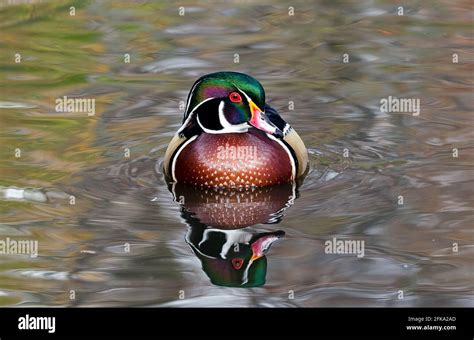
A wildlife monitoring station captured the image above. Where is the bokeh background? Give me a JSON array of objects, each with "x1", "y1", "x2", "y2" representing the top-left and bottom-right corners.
[{"x1": 0, "y1": 0, "x2": 472, "y2": 306}]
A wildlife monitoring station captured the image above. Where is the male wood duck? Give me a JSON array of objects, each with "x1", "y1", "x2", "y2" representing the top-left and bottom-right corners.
[
  {"x1": 174, "y1": 182, "x2": 295, "y2": 287},
  {"x1": 186, "y1": 223, "x2": 285, "y2": 287},
  {"x1": 163, "y1": 71, "x2": 308, "y2": 188}
]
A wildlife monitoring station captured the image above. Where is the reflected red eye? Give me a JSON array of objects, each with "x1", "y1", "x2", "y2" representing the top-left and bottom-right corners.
[
  {"x1": 232, "y1": 258, "x2": 244, "y2": 270},
  {"x1": 229, "y1": 92, "x2": 242, "y2": 103}
]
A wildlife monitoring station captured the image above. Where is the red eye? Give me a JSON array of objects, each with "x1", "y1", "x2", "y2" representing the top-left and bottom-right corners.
[
  {"x1": 232, "y1": 258, "x2": 244, "y2": 270},
  {"x1": 229, "y1": 92, "x2": 242, "y2": 103}
]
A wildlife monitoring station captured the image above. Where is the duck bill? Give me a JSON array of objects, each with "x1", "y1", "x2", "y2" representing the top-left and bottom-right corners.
[
  {"x1": 250, "y1": 231, "x2": 285, "y2": 262},
  {"x1": 249, "y1": 100, "x2": 283, "y2": 138}
]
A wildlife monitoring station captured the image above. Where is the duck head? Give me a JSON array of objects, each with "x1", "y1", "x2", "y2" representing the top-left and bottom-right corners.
[
  {"x1": 186, "y1": 225, "x2": 285, "y2": 287},
  {"x1": 179, "y1": 71, "x2": 283, "y2": 137}
]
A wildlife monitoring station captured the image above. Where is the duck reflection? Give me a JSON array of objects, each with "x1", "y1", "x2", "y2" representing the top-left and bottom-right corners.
[{"x1": 169, "y1": 183, "x2": 297, "y2": 287}]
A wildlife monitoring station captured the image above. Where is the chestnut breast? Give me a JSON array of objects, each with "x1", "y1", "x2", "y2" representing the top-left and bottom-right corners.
[{"x1": 174, "y1": 129, "x2": 292, "y2": 187}]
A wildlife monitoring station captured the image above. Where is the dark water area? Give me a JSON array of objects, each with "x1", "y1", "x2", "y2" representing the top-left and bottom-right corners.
[{"x1": 0, "y1": 0, "x2": 472, "y2": 307}]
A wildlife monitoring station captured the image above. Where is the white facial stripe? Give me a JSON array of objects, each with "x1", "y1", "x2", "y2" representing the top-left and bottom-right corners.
[
  {"x1": 198, "y1": 228, "x2": 251, "y2": 260},
  {"x1": 218, "y1": 100, "x2": 229, "y2": 128},
  {"x1": 218, "y1": 100, "x2": 249, "y2": 133},
  {"x1": 178, "y1": 97, "x2": 215, "y2": 134},
  {"x1": 241, "y1": 257, "x2": 254, "y2": 285},
  {"x1": 195, "y1": 100, "x2": 248, "y2": 134},
  {"x1": 181, "y1": 85, "x2": 254, "y2": 135},
  {"x1": 171, "y1": 135, "x2": 197, "y2": 181},
  {"x1": 185, "y1": 228, "x2": 252, "y2": 260},
  {"x1": 268, "y1": 134, "x2": 296, "y2": 180},
  {"x1": 219, "y1": 229, "x2": 252, "y2": 259},
  {"x1": 222, "y1": 124, "x2": 249, "y2": 133},
  {"x1": 197, "y1": 114, "x2": 248, "y2": 134}
]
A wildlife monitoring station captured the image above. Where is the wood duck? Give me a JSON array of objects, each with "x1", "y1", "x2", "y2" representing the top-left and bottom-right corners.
[
  {"x1": 172, "y1": 184, "x2": 295, "y2": 287},
  {"x1": 186, "y1": 224, "x2": 285, "y2": 287},
  {"x1": 163, "y1": 71, "x2": 308, "y2": 188}
]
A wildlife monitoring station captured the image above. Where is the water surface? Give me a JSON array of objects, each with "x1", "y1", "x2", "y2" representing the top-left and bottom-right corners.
[{"x1": 0, "y1": 0, "x2": 473, "y2": 307}]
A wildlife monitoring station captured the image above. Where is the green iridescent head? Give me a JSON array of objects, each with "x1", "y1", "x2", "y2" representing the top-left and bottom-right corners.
[{"x1": 180, "y1": 71, "x2": 282, "y2": 137}]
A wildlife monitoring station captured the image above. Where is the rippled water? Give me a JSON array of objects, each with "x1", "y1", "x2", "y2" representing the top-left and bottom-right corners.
[{"x1": 0, "y1": 0, "x2": 473, "y2": 307}]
